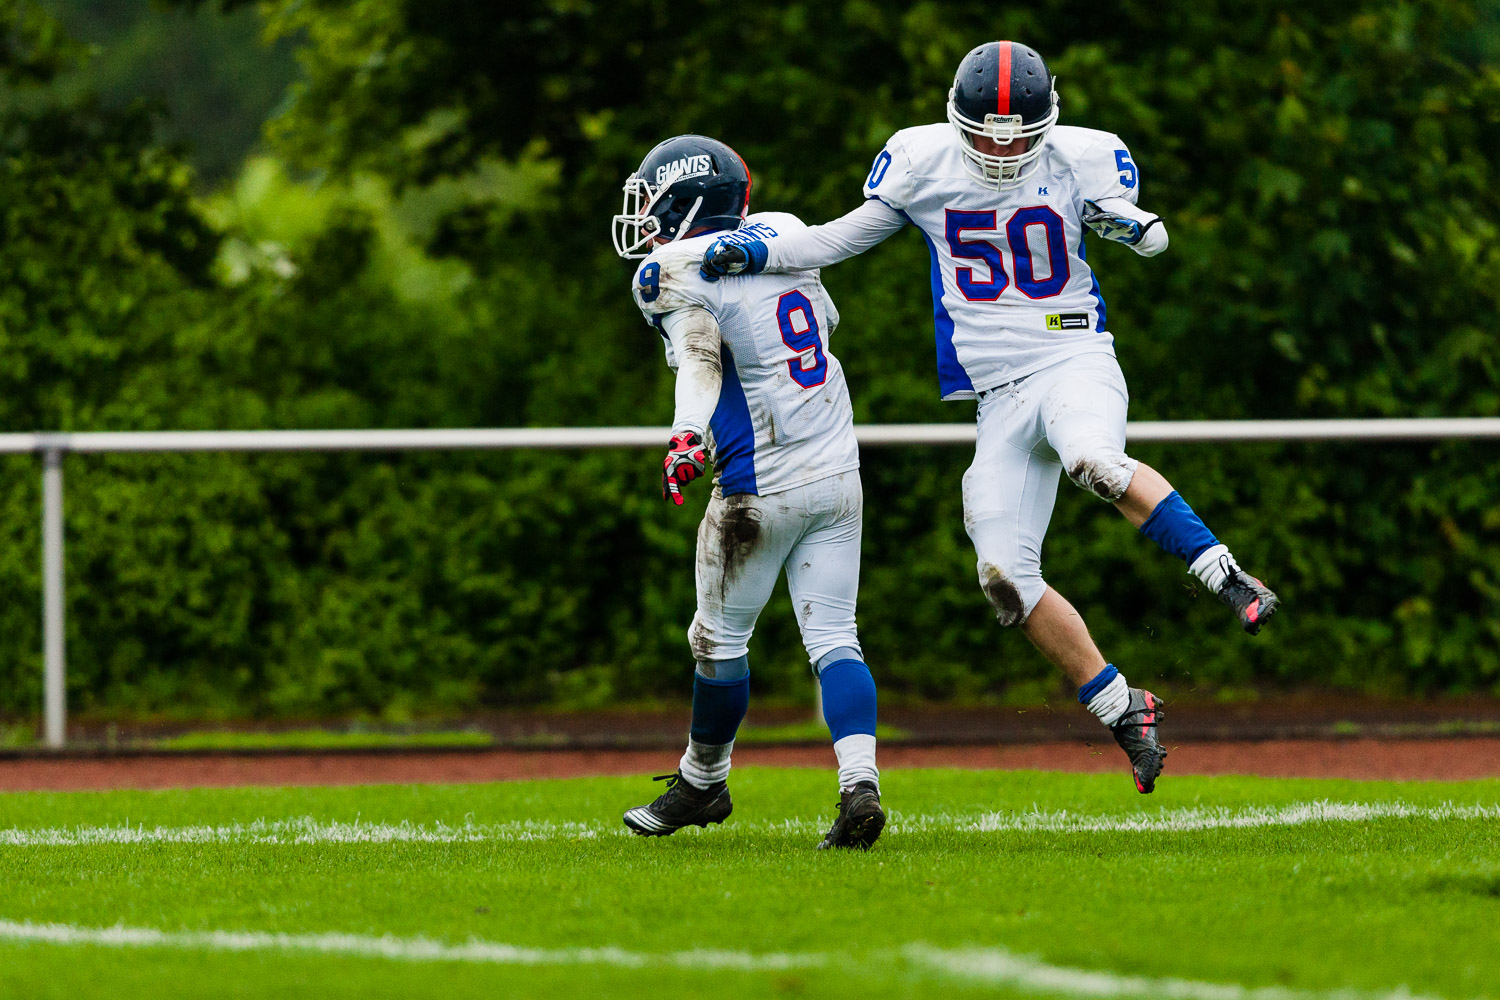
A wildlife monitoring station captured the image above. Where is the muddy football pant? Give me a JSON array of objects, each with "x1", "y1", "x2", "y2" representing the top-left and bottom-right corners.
[
  {"x1": 962, "y1": 352, "x2": 1137, "y2": 625},
  {"x1": 688, "y1": 471, "x2": 862, "y2": 666}
]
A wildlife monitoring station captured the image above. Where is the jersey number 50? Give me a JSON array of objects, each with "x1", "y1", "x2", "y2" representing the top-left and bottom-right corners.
[
  {"x1": 945, "y1": 207, "x2": 1071, "y2": 301},
  {"x1": 776, "y1": 290, "x2": 828, "y2": 388}
]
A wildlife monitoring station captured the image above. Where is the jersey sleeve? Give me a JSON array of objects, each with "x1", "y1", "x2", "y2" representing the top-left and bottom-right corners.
[
  {"x1": 761, "y1": 199, "x2": 906, "y2": 272},
  {"x1": 861, "y1": 133, "x2": 917, "y2": 211},
  {"x1": 1075, "y1": 133, "x2": 1143, "y2": 205},
  {"x1": 630, "y1": 248, "x2": 715, "y2": 329}
]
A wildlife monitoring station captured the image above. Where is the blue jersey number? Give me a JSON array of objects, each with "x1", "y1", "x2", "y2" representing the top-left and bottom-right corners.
[
  {"x1": 776, "y1": 290, "x2": 828, "y2": 388},
  {"x1": 638, "y1": 262, "x2": 660, "y2": 303},
  {"x1": 866, "y1": 150, "x2": 893, "y2": 189},
  {"x1": 945, "y1": 210, "x2": 1008, "y2": 301},
  {"x1": 948, "y1": 207, "x2": 1070, "y2": 301},
  {"x1": 1115, "y1": 150, "x2": 1137, "y2": 189},
  {"x1": 1006, "y1": 207, "x2": 1070, "y2": 299}
]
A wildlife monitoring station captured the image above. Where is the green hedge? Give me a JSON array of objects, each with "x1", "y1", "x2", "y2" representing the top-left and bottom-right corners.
[{"x1": 1, "y1": 0, "x2": 1498, "y2": 719}]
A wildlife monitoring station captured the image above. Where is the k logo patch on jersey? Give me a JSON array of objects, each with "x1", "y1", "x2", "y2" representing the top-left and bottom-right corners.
[{"x1": 1046, "y1": 313, "x2": 1091, "y2": 331}]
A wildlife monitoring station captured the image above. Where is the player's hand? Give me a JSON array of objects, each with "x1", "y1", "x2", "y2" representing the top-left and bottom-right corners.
[
  {"x1": 662, "y1": 431, "x2": 707, "y2": 505},
  {"x1": 700, "y1": 237, "x2": 768, "y2": 282},
  {"x1": 1081, "y1": 199, "x2": 1149, "y2": 245}
]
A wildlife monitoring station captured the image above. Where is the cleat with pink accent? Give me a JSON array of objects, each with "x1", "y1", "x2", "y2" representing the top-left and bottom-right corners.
[
  {"x1": 1216, "y1": 562, "x2": 1280, "y2": 636},
  {"x1": 1109, "y1": 689, "x2": 1167, "y2": 794}
]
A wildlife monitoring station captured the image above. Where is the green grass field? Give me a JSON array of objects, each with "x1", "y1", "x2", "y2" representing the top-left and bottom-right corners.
[{"x1": 1, "y1": 767, "x2": 1496, "y2": 999}]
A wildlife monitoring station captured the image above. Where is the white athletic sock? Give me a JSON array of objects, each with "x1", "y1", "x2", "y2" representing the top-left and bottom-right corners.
[
  {"x1": 1189, "y1": 544, "x2": 1239, "y2": 593},
  {"x1": 832, "y1": 733, "x2": 879, "y2": 792},
  {"x1": 1084, "y1": 673, "x2": 1132, "y2": 728},
  {"x1": 679, "y1": 738, "x2": 733, "y2": 789}
]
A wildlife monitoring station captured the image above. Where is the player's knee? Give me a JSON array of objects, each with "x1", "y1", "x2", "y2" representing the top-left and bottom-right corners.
[
  {"x1": 696, "y1": 654, "x2": 749, "y2": 682},
  {"x1": 978, "y1": 561, "x2": 1044, "y2": 628},
  {"x1": 689, "y1": 617, "x2": 749, "y2": 663},
  {"x1": 1064, "y1": 449, "x2": 1138, "y2": 502},
  {"x1": 813, "y1": 646, "x2": 864, "y2": 676}
]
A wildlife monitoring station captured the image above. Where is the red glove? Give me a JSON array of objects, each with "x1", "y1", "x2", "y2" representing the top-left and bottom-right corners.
[{"x1": 662, "y1": 431, "x2": 707, "y2": 505}]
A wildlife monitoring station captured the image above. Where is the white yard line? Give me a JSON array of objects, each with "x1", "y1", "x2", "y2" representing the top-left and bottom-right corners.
[
  {"x1": 905, "y1": 945, "x2": 1444, "y2": 1000},
  {"x1": 0, "y1": 800, "x2": 1494, "y2": 848},
  {"x1": 0, "y1": 918, "x2": 818, "y2": 971},
  {"x1": 0, "y1": 919, "x2": 1446, "y2": 999}
]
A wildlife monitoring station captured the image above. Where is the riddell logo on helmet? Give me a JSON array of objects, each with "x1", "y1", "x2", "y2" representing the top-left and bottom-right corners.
[{"x1": 655, "y1": 154, "x2": 714, "y2": 186}]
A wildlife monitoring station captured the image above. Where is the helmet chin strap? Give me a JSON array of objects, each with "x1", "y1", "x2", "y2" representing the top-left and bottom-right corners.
[{"x1": 661, "y1": 196, "x2": 704, "y2": 245}]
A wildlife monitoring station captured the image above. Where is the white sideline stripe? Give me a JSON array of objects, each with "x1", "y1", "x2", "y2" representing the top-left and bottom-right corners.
[
  {"x1": 0, "y1": 920, "x2": 1446, "y2": 1000},
  {"x1": 0, "y1": 801, "x2": 1494, "y2": 848},
  {"x1": 0, "y1": 919, "x2": 817, "y2": 971},
  {"x1": 905, "y1": 946, "x2": 1444, "y2": 1000}
]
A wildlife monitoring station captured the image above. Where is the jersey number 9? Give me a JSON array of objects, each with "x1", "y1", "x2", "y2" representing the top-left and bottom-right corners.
[
  {"x1": 638, "y1": 262, "x2": 661, "y2": 303},
  {"x1": 776, "y1": 290, "x2": 828, "y2": 389}
]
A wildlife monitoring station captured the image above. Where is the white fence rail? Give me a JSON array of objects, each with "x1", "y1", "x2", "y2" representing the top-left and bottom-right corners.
[{"x1": 6, "y1": 417, "x2": 1499, "y2": 748}]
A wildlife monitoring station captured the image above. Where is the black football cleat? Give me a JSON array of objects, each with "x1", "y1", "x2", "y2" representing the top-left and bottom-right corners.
[
  {"x1": 1110, "y1": 689, "x2": 1167, "y2": 794},
  {"x1": 1216, "y1": 557, "x2": 1280, "y2": 635},
  {"x1": 816, "y1": 781, "x2": 886, "y2": 850},
  {"x1": 623, "y1": 771, "x2": 732, "y2": 836}
]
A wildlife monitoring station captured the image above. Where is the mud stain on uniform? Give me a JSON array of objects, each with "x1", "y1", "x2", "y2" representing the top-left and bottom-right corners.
[
  {"x1": 689, "y1": 620, "x2": 718, "y2": 660},
  {"x1": 716, "y1": 494, "x2": 762, "y2": 601},
  {"x1": 980, "y1": 562, "x2": 1026, "y2": 628},
  {"x1": 800, "y1": 602, "x2": 814, "y2": 624},
  {"x1": 1067, "y1": 457, "x2": 1131, "y2": 502}
]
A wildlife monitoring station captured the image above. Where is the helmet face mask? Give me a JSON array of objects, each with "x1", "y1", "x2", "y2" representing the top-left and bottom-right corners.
[
  {"x1": 612, "y1": 170, "x2": 704, "y2": 259},
  {"x1": 946, "y1": 41, "x2": 1060, "y2": 191},
  {"x1": 947, "y1": 89, "x2": 1059, "y2": 189},
  {"x1": 612, "y1": 135, "x2": 751, "y2": 259}
]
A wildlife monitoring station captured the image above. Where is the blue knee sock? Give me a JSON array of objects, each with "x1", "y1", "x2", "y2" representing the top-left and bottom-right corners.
[
  {"x1": 690, "y1": 670, "x2": 750, "y2": 746},
  {"x1": 817, "y1": 657, "x2": 877, "y2": 742},
  {"x1": 1138, "y1": 491, "x2": 1220, "y2": 564}
]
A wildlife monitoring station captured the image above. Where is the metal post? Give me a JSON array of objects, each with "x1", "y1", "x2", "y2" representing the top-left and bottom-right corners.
[{"x1": 42, "y1": 448, "x2": 66, "y2": 748}]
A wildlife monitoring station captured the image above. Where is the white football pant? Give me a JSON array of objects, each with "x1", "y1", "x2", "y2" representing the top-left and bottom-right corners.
[
  {"x1": 689, "y1": 471, "x2": 862, "y2": 665},
  {"x1": 962, "y1": 352, "x2": 1138, "y2": 626}
]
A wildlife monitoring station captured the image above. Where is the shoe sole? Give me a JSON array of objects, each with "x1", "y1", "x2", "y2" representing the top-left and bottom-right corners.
[
  {"x1": 1133, "y1": 747, "x2": 1168, "y2": 793},
  {"x1": 847, "y1": 808, "x2": 886, "y2": 849},
  {"x1": 624, "y1": 815, "x2": 729, "y2": 837},
  {"x1": 820, "y1": 806, "x2": 887, "y2": 850},
  {"x1": 1242, "y1": 595, "x2": 1281, "y2": 636},
  {"x1": 1129, "y1": 691, "x2": 1167, "y2": 794}
]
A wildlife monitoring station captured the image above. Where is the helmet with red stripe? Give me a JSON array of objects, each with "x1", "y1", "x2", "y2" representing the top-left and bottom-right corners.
[
  {"x1": 612, "y1": 135, "x2": 752, "y2": 259},
  {"x1": 946, "y1": 41, "x2": 1059, "y2": 190}
]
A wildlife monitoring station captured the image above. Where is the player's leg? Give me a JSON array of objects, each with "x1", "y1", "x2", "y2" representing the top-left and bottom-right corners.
[
  {"x1": 968, "y1": 372, "x2": 1166, "y2": 793},
  {"x1": 1049, "y1": 354, "x2": 1280, "y2": 635},
  {"x1": 782, "y1": 472, "x2": 884, "y2": 849},
  {"x1": 623, "y1": 491, "x2": 796, "y2": 836}
]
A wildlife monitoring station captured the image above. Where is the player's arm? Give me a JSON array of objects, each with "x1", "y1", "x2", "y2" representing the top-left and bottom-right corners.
[
  {"x1": 701, "y1": 139, "x2": 914, "y2": 280},
  {"x1": 658, "y1": 306, "x2": 721, "y2": 505},
  {"x1": 700, "y1": 199, "x2": 907, "y2": 279},
  {"x1": 1077, "y1": 137, "x2": 1169, "y2": 257}
]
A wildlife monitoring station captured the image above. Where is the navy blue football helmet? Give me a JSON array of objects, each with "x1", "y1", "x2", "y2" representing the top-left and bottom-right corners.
[
  {"x1": 612, "y1": 135, "x2": 752, "y2": 258},
  {"x1": 946, "y1": 41, "x2": 1060, "y2": 189}
]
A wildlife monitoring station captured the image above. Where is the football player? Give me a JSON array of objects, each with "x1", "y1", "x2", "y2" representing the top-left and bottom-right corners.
[
  {"x1": 613, "y1": 134, "x2": 884, "y2": 848},
  {"x1": 701, "y1": 42, "x2": 1280, "y2": 794}
]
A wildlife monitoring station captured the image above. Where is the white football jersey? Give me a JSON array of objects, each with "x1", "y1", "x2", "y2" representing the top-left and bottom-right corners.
[
  {"x1": 865, "y1": 123, "x2": 1140, "y2": 399},
  {"x1": 631, "y1": 212, "x2": 859, "y2": 497}
]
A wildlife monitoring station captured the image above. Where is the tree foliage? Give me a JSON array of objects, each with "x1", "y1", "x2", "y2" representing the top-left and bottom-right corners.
[{"x1": 1, "y1": 0, "x2": 1498, "y2": 721}]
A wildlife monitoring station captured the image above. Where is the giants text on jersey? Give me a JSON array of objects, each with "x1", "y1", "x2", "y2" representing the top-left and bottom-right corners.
[{"x1": 631, "y1": 212, "x2": 860, "y2": 497}]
